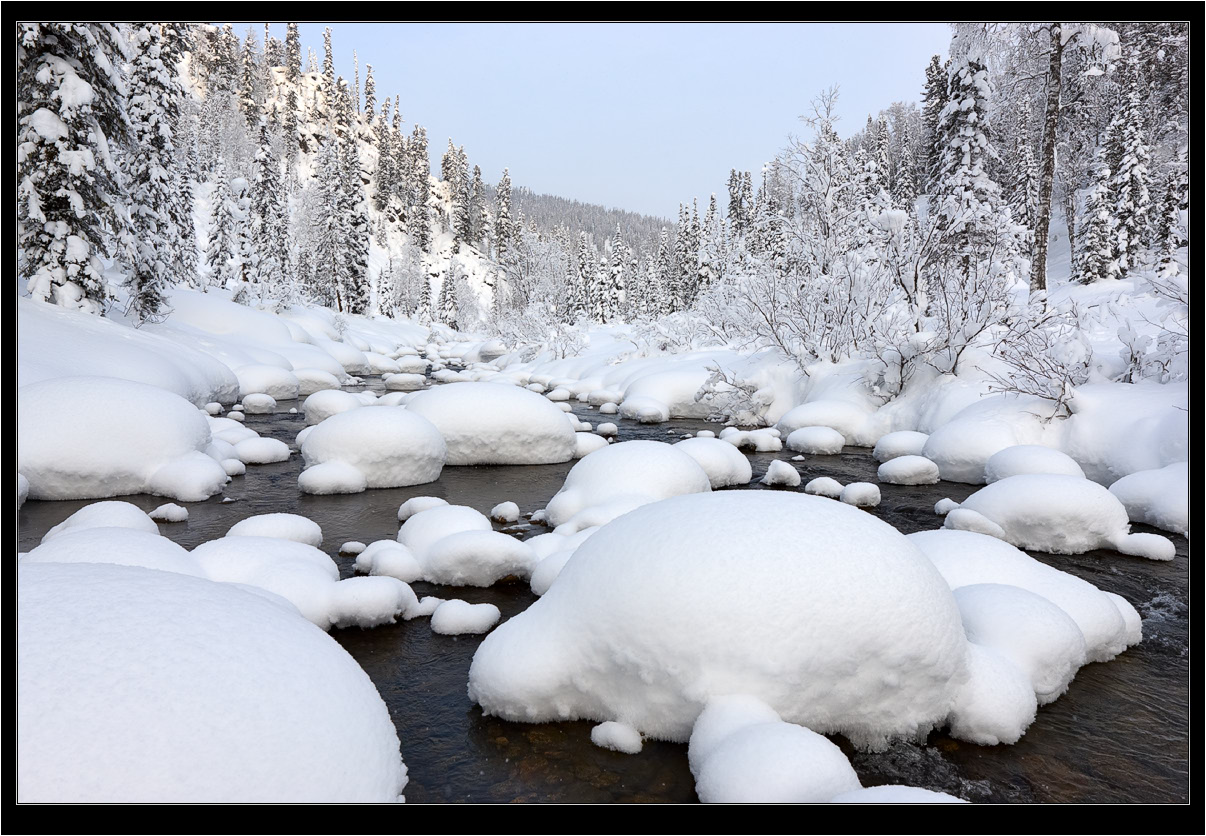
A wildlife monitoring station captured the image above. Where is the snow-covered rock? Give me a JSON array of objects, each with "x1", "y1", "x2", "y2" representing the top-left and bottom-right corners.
[
  {"x1": 544, "y1": 440, "x2": 712, "y2": 534},
  {"x1": 922, "y1": 419, "x2": 1029, "y2": 485},
  {"x1": 19, "y1": 376, "x2": 228, "y2": 502},
  {"x1": 41, "y1": 501, "x2": 159, "y2": 541},
  {"x1": 591, "y1": 721, "x2": 643, "y2": 754},
  {"x1": 985, "y1": 445, "x2": 1086, "y2": 483},
  {"x1": 943, "y1": 474, "x2": 1175, "y2": 559},
  {"x1": 430, "y1": 599, "x2": 501, "y2": 635},
  {"x1": 235, "y1": 364, "x2": 299, "y2": 400},
  {"x1": 872, "y1": 430, "x2": 930, "y2": 463},
  {"x1": 1107, "y1": 462, "x2": 1189, "y2": 536},
  {"x1": 490, "y1": 501, "x2": 520, "y2": 523},
  {"x1": 760, "y1": 460, "x2": 801, "y2": 487},
  {"x1": 804, "y1": 477, "x2": 844, "y2": 499},
  {"x1": 300, "y1": 407, "x2": 446, "y2": 493},
  {"x1": 227, "y1": 513, "x2": 323, "y2": 548},
  {"x1": 22, "y1": 526, "x2": 206, "y2": 578},
  {"x1": 785, "y1": 426, "x2": 845, "y2": 455},
  {"x1": 397, "y1": 496, "x2": 450, "y2": 521},
  {"x1": 573, "y1": 432, "x2": 609, "y2": 458},
  {"x1": 840, "y1": 482, "x2": 881, "y2": 507},
  {"x1": 303, "y1": 389, "x2": 365, "y2": 425},
  {"x1": 17, "y1": 562, "x2": 407, "y2": 803},
  {"x1": 240, "y1": 393, "x2": 276, "y2": 414},
  {"x1": 407, "y1": 382, "x2": 576, "y2": 465},
  {"x1": 149, "y1": 503, "x2": 188, "y2": 523},
  {"x1": 468, "y1": 491, "x2": 967, "y2": 748},
  {"x1": 877, "y1": 455, "x2": 941, "y2": 486},
  {"x1": 674, "y1": 437, "x2": 753, "y2": 489}
]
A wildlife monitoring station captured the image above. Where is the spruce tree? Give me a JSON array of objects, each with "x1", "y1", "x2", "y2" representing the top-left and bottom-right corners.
[
  {"x1": 363, "y1": 64, "x2": 375, "y2": 124},
  {"x1": 921, "y1": 54, "x2": 948, "y2": 189},
  {"x1": 1110, "y1": 48, "x2": 1152, "y2": 277},
  {"x1": 18, "y1": 23, "x2": 130, "y2": 313},
  {"x1": 206, "y1": 156, "x2": 233, "y2": 289},
  {"x1": 1079, "y1": 149, "x2": 1119, "y2": 284},
  {"x1": 373, "y1": 97, "x2": 394, "y2": 212},
  {"x1": 495, "y1": 168, "x2": 514, "y2": 260},
  {"x1": 251, "y1": 122, "x2": 289, "y2": 296},
  {"x1": 407, "y1": 125, "x2": 431, "y2": 250}
]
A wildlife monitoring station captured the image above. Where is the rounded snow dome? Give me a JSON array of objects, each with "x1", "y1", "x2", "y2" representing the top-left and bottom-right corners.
[
  {"x1": 301, "y1": 406, "x2": 446, "y2": 489},
  {"x1": 17, "y1": 563, "x2": 407, "y2": 803},
  {"x1": 469, "y1": 491, "x2": 967, "y2": 747},
  {"x1": 405, "y1": 382, "x2": 577, "y2": 465}
]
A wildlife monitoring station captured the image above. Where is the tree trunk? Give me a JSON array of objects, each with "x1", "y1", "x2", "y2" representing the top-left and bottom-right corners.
[
  {"x1": 1064, "y1": 187, "x2": 1079, "y2": 281},
  {"x1": 1033, "y1": 25, "x2": 1063, "y2": 296}
]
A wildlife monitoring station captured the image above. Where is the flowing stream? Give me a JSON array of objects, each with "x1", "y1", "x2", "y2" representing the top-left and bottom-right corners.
[{"x1": 17, "y1": 379, "x2": 1189, "y2": 803}]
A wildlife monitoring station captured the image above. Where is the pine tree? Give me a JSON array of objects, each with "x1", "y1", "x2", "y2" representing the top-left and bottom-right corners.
[
  {"x1": 363, "y1": 64, "x2": 375, "y2": 124},
  {"x1": 1110, "y1": 48, "x2": 1152, "y2": 277},
  {"x1": 893, "y1": 117, "x2": 918, "y2": 206},
  {"x1": 228, "y1": 175, "x2": 255, "y2": 293},
  {"x1": 495, "y1": 168, "x2": 514, "y2": 259},
  {"x1": 407, "y1": 125, "x2": 431, "y2": 249},
  {"x1": 206, "y1": 156, "x2": 233, "y2": 289},
  {"x1": 321, "y1": 27, "x2": 335, "y2": 107},
  {"x1": 251, "y1": 122, "x2": 288, "y2": 296},
  {"x1": 1078, "y1": 149, "x2": 1119, "y2": 284},
  {"x1": 238, "y1": 27, "x2": 260, "y2": 129},
  {"x1": 285, "y1": 23, "x2": 301, "y2": 83},
  {"x1": 921, "y1": 54, "x2": 948, "y2": 189},
  {"x1": 373, "y1": 97, "x2": 394, "y2": 212},
  {"x1": 336, "y1": 80, "x2": 371, "y2": 314},
  {"x1": 608, "y1": 224, "x2": 627, "y2": 321},
  {"x1": 123, "y1": 23, "x2": 183, "y2": 323},
  {"x1": 1155, "y1": 171, "x2": 1183, "y2": 268},
  {"x1": 311, "y1": 137, "x2": 344, "y2": 308},
  {"x1": 470, "y1": 164, "x2": 488, "y2": 248},
  {"x1": 18, "y1": 23, "x2": 130, "y2": 313}
]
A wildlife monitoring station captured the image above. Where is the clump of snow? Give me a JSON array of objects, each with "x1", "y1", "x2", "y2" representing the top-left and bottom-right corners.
[
  {"x1": 409, "y1": 596, "x2": 444, "y2": 618},
  {"x1": 574, "y1": 433, "x2": 609, "y2": 458},
  {"x1": 19, "y1": 377, "x2": 228, "y2": 502},
  {"x1": 760, "y1": 460, "x2": 801, "y2": 488},
  {"x1": 397, "y1": 504, "x2": 492, "y2": 559},
  {"x1": 944, "y1": 474, "x2": 1175, "y2": 559},
  {"x1": 295, "y1": 368, "x2": 343, "y2": 397},
  {"x1": 232, "y1": 436, "x2": 291, "y2": 465},
  {"x1": 921, "y1": 419, "x2": 1029, "y2": 485},
  {"x1": 149, "y1": 503, "x2": 188, "y2": 523},
  {"x1": 204, "y1": 402, "x2": 224, "y2": 415},
  {"x1": 469, "y1": 491, "x2": 967, "y2": 748},
  {"x1": 303, "y1": 389, "x2": 366, "y2": 425},
  {"x1": 674, "y1": 437, "x2": 753, "y2": 489},
  {"x1": 946, "y1": 643, "x2": 1037, "y2": 746},
  {"x1": 829, "y1": 786, "x2": 967, "y2": 803},
  {"x1": 877, "y1": 456, "x2": 941, "y2": 486},
  {"x1": 17, "y1": 563, "x2": 407, "y2": 802},
  {"x1": 804, "y1": 477, "x2": 844, "y2": 499},
  {"x1": 383, "y1": 373, "x2": 426, "y2": 391},
  {"x1": 596, "y1": 422, "x2": 618, "y2": 437},
  {"x1": 1107, "y1": 462, "x2": 1189, "y2": 536},
  {"x1": 407, "y1": 383, "x2": 576, "y2": 465},
  {"x1": 300, "y1": 407, "x2": 446, "y2": 493},
  {"x1": 422, "y1": 530, "x2": 536, "y2": 586},
  {"x1": 599, "y1": 402, "x2": 618, "y2": 414},
  {"x1": 618, "y1": 395, "x2": 670, "y2": 423},
  {"x1": 354, "y1": 540, "x2": 422, "y2": 583},
  {"x1": 490, "y1": 502, "x2": 520, "y2": 523},
  {"x1": 544, "y1": 440, "x2": 712, "y2": 534},
  {"x1": 235, "y1": 364, "x2": 299, "y2": 400},
  {"x1": 227, "y1": 411, "x2": 245, "y2": 421},
  {"x1": 785, "y1": 426, "x2": 845, "y2": 455},
  {"x1": 934, "y1": 498, "x2": 960, "y2": 515},
  {"x1": 591, "y1": 721, "x2": 643, "y2": 754},
  {"x1": 430, "y1": 599, "x2": 501, "y2": 635},
  {"x1": 297, "y1": 461, "x2": 368, "y2": 495},
  {"x1": 689, "y1": 697, "x2": 862, "y2": 804},
  {"x1": 873, "y1": 431, "x2": 930, "y2": 463},
  {"x1": 722, "y1": 428, "x2": 783, "y2": 452},
  {"x1": 340, "y1": 541, "x2": 367, "y2": 555},
  {"x1": 777, "y1": 400, "x2": 873, "y2": 446},
  {"x1": 397, "y1": 496, "x2": 449, "y2": 521},
  {"x1": 328, "y1": 576, "x2": 417, "y2": 629},
  {"x1": 42, "y1": 501, "x2": 159, "y2": 541},
  {"x1": 227, "y1": 513, "x2": 323, "y2": 548},
  {"x1": 985, "y1": 445, "x2": 1086, "y2": 483},
  {"x1": 908, "y1": 529, "x2": 1139, "y2": 663},
  {"x1": 954, "y1": 584, "x2": 1086, "y2": 704},
  {"x1": 840, "y1": 482, "x2": 881, "y2": 507},
  {"x1": 240, "y1": 393, "x2": 276, "y2": 414},
  {"x1": 23, "y1": 527, "x2": 206, "y2": 578}
]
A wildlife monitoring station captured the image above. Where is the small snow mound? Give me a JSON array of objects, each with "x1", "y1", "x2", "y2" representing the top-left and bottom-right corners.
[
  {"x1": 947, "y1": 644, "x2": 1037, "y2": 745},
  {"x1": 235, "y1": 364, "x2": 299, "y2": 400},
  {"x1": 355, "y1": 541, "x2": 422, "y2": 583},
  {"x1": 240, "y1": 393, "x2": 276, "y2": 414},
  {"x1": 490, "y1": 502, "x2": 520, "y2": 523},
  {"x1": 934, "y1": 498, "x2": 960, "y2": 515},
  {"x1": 228, "y1": 513, "x2": 322, "y2": 548},
  {"x1": 878, "y1": 456, "x2": 940, "y2": 486},
  {"x1": 760, "y1": 460, "x2": 801, "y2": 488},
  {"x1": 985, "y1": 445, "x2": 1086, "y2": 483},
  {"x1": 43, "y1": 501, "x2": 159, "y2": 542},
  {"x1": 840, "y1": 482, "x2": 880, "y2": 507},
  {"x1": 340, "y1": 541, "x2": 367, "y2": 555},
  {"x1": 430, "y1": 599, "x2": 501, "y2": 635},
  {"x1": 300, "y1": 407, "x2": 446, "y2": 492},
  {"x1": 590, "y1": 721, "x2": 643, "y2": 754},
  {"x1": 785, "y1": 426, "x2": 845, "y2": 455},
  {"x1": 674, "y1": 437, "x2": 753, "y2": 489},
  {"x1": 397, "y1": 496, "x2": 450, "y2": 521},
  {"x1": 233, "y1": 437, "x2": 291, "y2": 465},
  {"x1": 23, "y1": 527, "x2": 206, "y2": 578},
  {"x1": 574, "y1": 433, "x2": 609, "y2": 459},
  {"x1": 597, "y1": 422, "x2": 618, "y2": 437},
  {"x1": 804, "y1": 477, "x2": 844, "y2": 499},
  {"x1": 598, "y1": 402, "x2": 618, "y2": 414},
  {"x1": 329, "y1": 576, "x2": 416, "y2": 629},
  {"x1": 1107, "y1": 462, "x2": 1189, "y2": 536},
  {"x1": 297, "y1": 460, "x2": 368, "y2": 495},
  {"x1": 872, "y1": 431, "x2": 929, "y2": 463},
  {"x1": 149, "y1": 503, "x2": 188, "y2": 523}
]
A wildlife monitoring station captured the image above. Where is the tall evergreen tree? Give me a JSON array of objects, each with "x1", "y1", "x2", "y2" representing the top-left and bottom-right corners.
[
  {"x1": 921, "y1": 54, "x2": 948, "y2": 189},
  {"x1": 18, "y1": 23, "x2": 130, "y2": 313},
  {"x1": 407, "y1": 125, "x2": 431, "y2": 249},
  {"x1": 1110, "y1": 48, "x2": 1152, "y2": 277},
  {"x1": 251, "y1": 122, "x2": 289, "y2": 296},
  {"x1": 494, "y1": 168, "x2": 514, "y2": 259},
  {"x1": 1078, "y1": 148, "x2": 1119, "y2": 284}
]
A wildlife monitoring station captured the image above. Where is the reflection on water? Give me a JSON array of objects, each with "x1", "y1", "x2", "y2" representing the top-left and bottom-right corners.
[{"x1": 17, "y1": 380, "x2": 1189, "y2": 803}]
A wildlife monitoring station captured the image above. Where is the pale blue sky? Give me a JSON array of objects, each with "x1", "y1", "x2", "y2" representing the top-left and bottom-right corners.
[{"x1": 238, "y1": 22, "x2": 951, "y2": 219}]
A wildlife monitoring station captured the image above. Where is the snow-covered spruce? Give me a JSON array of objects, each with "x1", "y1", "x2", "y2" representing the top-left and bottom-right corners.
[
  {"x1": 17, "y1": 563, "x2": 407, "y2": 803},
  {"x1": 468, "y1": 491, "x2": 968, "y2": 749}
]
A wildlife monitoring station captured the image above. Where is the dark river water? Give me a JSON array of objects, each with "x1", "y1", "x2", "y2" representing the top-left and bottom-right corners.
[{"x1": 17, "y1": 378, "x2": 1190, "y2": 803}]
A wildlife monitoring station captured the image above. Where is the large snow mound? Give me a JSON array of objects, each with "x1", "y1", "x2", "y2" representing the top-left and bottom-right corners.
[
  {"x1": 300, "y1": 407, "x2": 446, "y2": 492},
  {"x1": 944, "y1": 474, "x2": 1175, "y2": 559},
  {"x1": 908, "y1": 529, "x2": 1140, "y2": 663},
  {"x1": 544, "y1": 440, "x2": 712, "y2": 534},
  {"x1": 1107, "y1": 462, "x2": 1189, "y2": 536},
  {"x1": 41, "y1": 501, "x2": 159, "y2": 541},
  {"x1": 406, "y1": 383, "x2": 576, "y2": 465},
  {"x1": 18, "y1": 376, "x2": 228, "y2": 502},
  {"x1": 17, "y1": 563, "x2": 407, "y2": 802},
  {"x1": 22, "y1": 527, "x2": 206, "y2": 578},
  {"x1": 469, "y1": 491, "x2": 968, "y2": 748},
  {"x1": 984, "y1": 445, "x2": 1086, "y2": 483}
]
